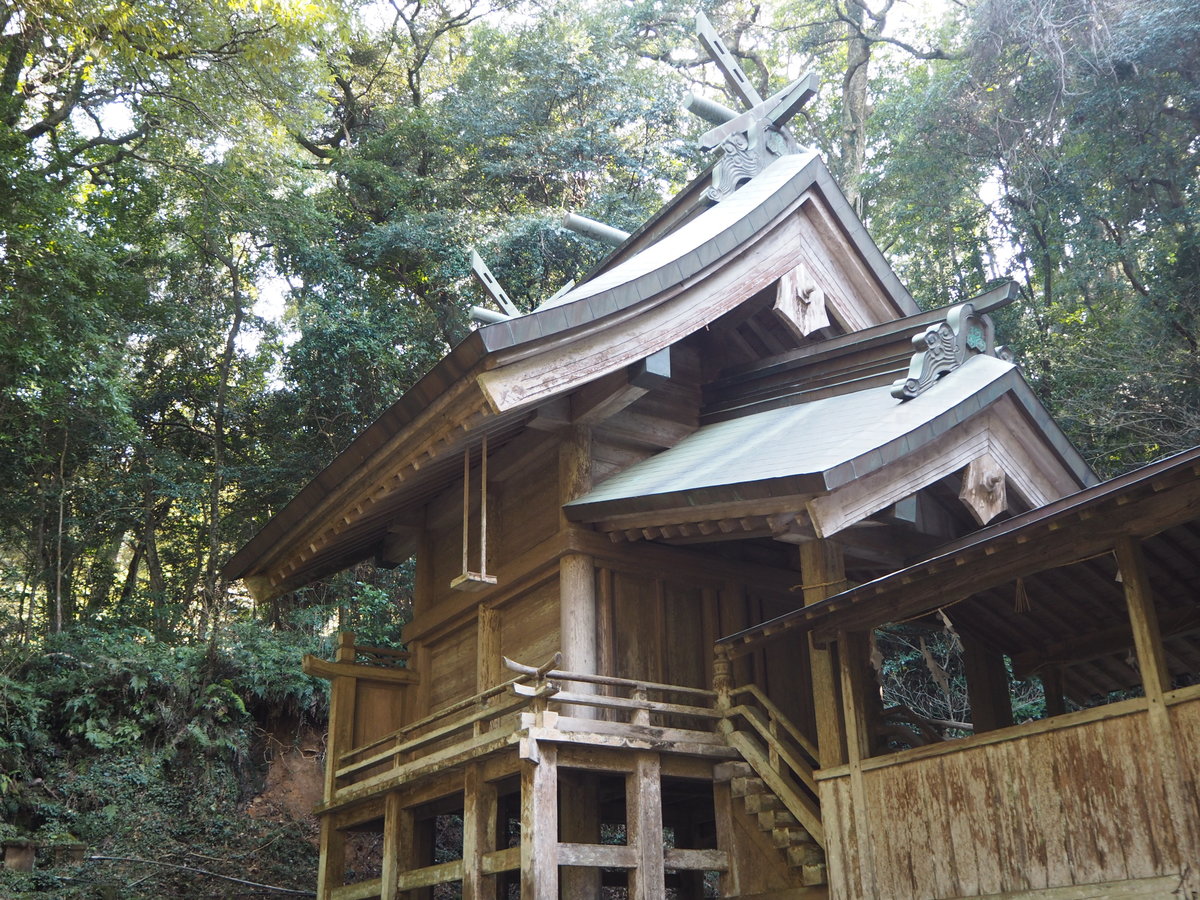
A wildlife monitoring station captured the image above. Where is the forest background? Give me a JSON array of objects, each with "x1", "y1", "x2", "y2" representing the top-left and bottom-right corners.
[{"x1": 1, "y1": 0, "x2": 1197, "y2": 894}]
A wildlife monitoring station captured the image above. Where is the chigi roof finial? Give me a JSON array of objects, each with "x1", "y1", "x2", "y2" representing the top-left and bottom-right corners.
[{"x1": 688, "y1": 13, "x2": 819, "y2": 203}]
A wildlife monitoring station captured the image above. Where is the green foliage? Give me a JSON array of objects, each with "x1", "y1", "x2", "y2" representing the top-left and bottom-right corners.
[{"x1": 0, "y1": 623, "x2": 327, "y2": 896}]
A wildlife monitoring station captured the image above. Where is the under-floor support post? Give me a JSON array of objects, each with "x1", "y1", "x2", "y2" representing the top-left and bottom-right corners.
[
  {"x1": 627, "y1": 752, "x2": 665, "y2": 900},
  {"x1": 521, "y1": 743, "x2": 559, "y2": 900}
]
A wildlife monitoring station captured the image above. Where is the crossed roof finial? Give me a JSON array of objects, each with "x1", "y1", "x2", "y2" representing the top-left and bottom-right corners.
[{"x1": 691, "y1": 13, "x2": 818, "y2": 203}]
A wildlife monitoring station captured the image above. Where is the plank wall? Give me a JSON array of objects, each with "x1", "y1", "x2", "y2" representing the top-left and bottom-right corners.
[{"x1": 820, "y1": 690, "x2": 1200, "y2": 899}]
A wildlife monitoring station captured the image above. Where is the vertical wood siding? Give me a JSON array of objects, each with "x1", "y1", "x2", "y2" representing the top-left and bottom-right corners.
[{"x1": 821, "y1": 693, "x2": 1200, "y2": 899}]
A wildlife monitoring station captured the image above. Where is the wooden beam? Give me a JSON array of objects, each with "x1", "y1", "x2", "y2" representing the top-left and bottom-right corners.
[
  {"x1": 571, "y1": 348, "x2": 671, "y2": 426},
  {"x1": 1115, "y1": 538, "x2": 1170, "y2": 698},
  {"x1": 1012, "y1": 605, "x2": 1200, "y2": 680},
  {"x1": 303, "y1": 655, "x2": 420, "y2": 686},
  {"x1": 837, "y1": 628, "x2": 877, "y2": 897}
]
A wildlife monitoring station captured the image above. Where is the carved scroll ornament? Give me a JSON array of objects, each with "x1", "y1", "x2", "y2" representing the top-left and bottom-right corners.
[
  {"x1": 704, "y1": 122, "x2": 797, "y2": 203},
  {"x1": 891, "y1": 302, "x2": 1013, "y2": 400}
]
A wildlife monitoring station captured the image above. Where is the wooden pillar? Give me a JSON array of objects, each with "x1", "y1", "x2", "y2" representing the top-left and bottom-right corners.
[
  {"x1": 1041, "y1": 665, "x2": 1066, "y2": 718},
  {"x1": 520, "y1": 743, "x2": 559, "y2": 900},
  {"x1": 477, "y1": 605, "x2": 502, "y2": 692},
  {"x1": 559, "y1": 425, "x2": 597, "y2": 712},
  {"x1": 711, "y1": 778, "x2": 741, "y2": 898},
  {"x1": 381, "y1": 793, "x2": 403, "y2": 900},
  {"x1": 962, "y1": 633, "x2": 1013, "y2": 733},
  {"x1": 560, "y1": 770, "x2": 601, "y2": 896},
  {"x1": 627, "y1": 752, "x2": 665, "y2": 900},
  {"x1": 559, "y1": 554, "x2": 597, "y2": 678},
  {"x1": 1116, "y1": 538, "x2": 1170, "y2": 696},
  {"x1": 838, "y1": 631, "x2": 873, "y2": 763},
  {"x1": 463, "y1": 764, "x2": 497, "y2": 900},
  {"x1": 837, "y1": 629, "x2": 876, "y2": 896},
  {"x1": 410, "y1": 641, "x2": 431, "y2": 719},
  {"x1": 316, "y1": 818, "x2": 346, "y2": 900},
  {"x1": 720, "y1": 580, "x2": 753, "y2": 689},
  {"x1": 414, "y1": 529, "x2": 435, "y2": 618},
  {"x1": 399, "y1": 807, "x2": 433, "y2": 900},
  {"x1": 800, "y1": 540, "x2": 847, "y2": 767},
  {"x1": 325, "y1": 632, "x2": 357, "y2": 799},
  {"x1": 1115, "y1": 538, "x2": 1200, "y2": 876}
]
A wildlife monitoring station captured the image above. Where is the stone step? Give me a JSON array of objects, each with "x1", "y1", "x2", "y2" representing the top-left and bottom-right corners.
[
  {"x1": 731, "y1": 775, "x2": 768, "y2": 799},
  {"x1": 742, "y1": 791, "x2": 784, "y2": 814},
  {"x1": 714, "y1": 761, "x2": 753, "y2": 783},
  {"x1": 786, "y1": 843, "x2": 824, "y2": 870},
  {"x1": 800, "y1": 861, "x2": 828, "y2": 887},
  {"x1": 757, "y1": 809, "x2": 798, "y2": 831},
  {"x1": 771, "y1": 825, "x2": 812, "y2": 849}
]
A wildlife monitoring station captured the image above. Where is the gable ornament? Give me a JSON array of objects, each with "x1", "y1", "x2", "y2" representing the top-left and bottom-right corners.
[
  {"x1": 891, "y1": 302, "x2": 1013, "y2": 400},
  {"x1": 690, "y1": 13, "x2": 818, "y2": 203}
]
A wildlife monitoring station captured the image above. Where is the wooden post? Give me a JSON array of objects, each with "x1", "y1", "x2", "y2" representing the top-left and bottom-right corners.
[
  {"x1": 1115, "y1": 537, "x2": 1200, "y2": 878},
  {"x1": 838, "y1": 631, "x2": 873, "y2": 763},
  {"x1": 520, "y1": 743, "x2": 559, "y2": 900},
  {"x1": 316, "y1": 819, "x2": 346, "y2": 900},
  {"x1": 477, "y1": 605, "x2": 502, "y2": 692},
  {"x1": 559, "y1": 770, "x2": 601, "y2": 897},
  {"x1": 559, "y1": 425, "x2": 597, "y2": 714},
  {"x1": 325, "y1": 632, "x2": 358, "y2": 799},
  {"x1": 1040, "y1": 665, "x2": 1066, "y2": 718},
  {"x1": 627, "y1": 752, "x2": 665, "y2": 900},
  {"x1": 399, "y1": 807, "x2": 433, "y2": 900},
  {"x1": 712, "y1": 779, "x2": 741, "y2": 898},
  {"x1": 559, "y1": 554, "x2": 597, "y2": 682},
  {"x1": 800, "y1": 540, "x2": 847, "y2": 767},
  {"x1": 720, "y1": 580, "x2": 753, "y2": 689},
  {"x1": 837, "y1": 630, "x2": 876, "y2": 897},
  {"x1": 962, "y1": 633, "x2": 1013, "y2": 733},
  {"x1": 463, "y1": 764, "x2": 497, "y2": 900},
  {"x1": 415, "y1": 530, "x2": 435, "y2": 618},
  {"x1": 381, "y1": 793, "x2": 403, "y2": 900},
  {"x1": 410, "y1": 640, "x2": 431, "y2": 720}
]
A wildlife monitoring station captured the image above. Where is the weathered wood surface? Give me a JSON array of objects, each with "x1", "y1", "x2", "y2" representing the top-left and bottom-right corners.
[{"x1": 820, "y1": 691, "x2": 1200, "y2": 898}]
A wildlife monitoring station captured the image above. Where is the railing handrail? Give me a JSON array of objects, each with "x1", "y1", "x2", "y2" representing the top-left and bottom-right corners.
[
  {"x1": 343, "y1": 674, "x2": 531, "y2": 763},
  {"x1": 730, "y1": 683, "x2": 820, "y2": 762},
  {"x1": 336, "y1": 654, "x2": 722, "y2": 790},
  {"x1": 720, "y1": 682, "x2": 824, "y2": 847},
  {"x1": 503, "y1": 656, "x2": 717, "y2": 699}
]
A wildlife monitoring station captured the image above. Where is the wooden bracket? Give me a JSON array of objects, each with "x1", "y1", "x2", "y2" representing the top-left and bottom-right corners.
[{"x1": 451, "y1": 434, "x2": 499, "y2": 591}]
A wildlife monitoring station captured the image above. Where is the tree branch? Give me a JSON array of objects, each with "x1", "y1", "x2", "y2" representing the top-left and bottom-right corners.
[{"x1": 85, "y1": 856, "x2": 314, "y2": 896}]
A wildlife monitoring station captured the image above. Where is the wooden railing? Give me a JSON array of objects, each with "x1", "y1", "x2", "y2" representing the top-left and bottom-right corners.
[
  {"x1": 331, "y1": 653, "x2": 728, "y2": 797},
  {"x1": 327, "y1": 649, "x2": 822, "y2": 858},
  {"x1": 504, "y1": 654, "x2": 723, "y2": 729},
  {"x1": 721, "y1": 684, "x2": 824, "y2": 846}
]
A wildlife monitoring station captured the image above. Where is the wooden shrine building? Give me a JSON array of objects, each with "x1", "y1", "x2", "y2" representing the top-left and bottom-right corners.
[{"x1": 223, "y1": 17, "x2": 1200, "y2": 900}]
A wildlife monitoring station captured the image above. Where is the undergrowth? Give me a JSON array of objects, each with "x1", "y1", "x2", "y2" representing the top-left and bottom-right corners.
[{"x1": 0, "y1": 623, "x2": 332, "y2": 898}]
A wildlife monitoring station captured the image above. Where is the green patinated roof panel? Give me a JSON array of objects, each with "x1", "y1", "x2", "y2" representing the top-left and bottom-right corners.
[{"x1": 566, "y1": 354, "x2": 1020, "y2": 517}]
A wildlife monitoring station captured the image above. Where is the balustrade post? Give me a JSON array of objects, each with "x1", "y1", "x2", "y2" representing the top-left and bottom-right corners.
[
  {"x1": 632, "y1": 686, "x2": 650, "y2": 726},
  {"x1": 712, "y1": 646, "x2": 733, "y2": 708}
]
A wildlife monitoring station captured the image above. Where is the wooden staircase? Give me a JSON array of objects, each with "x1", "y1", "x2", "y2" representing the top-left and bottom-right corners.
[{"x1": 722, "y1": 761, "x2": 827, "y2": 887}]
